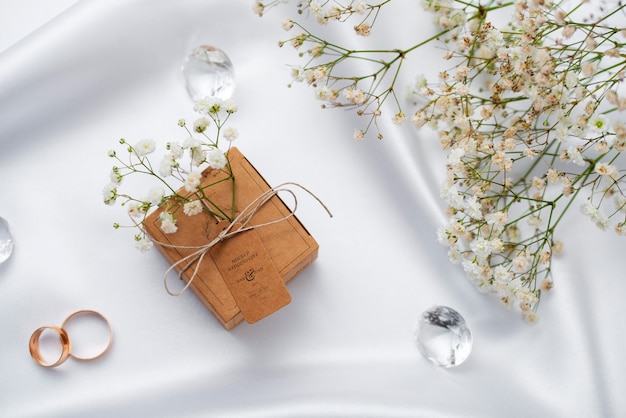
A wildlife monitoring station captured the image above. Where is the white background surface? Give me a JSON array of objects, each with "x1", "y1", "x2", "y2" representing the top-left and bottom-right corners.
[
  {"x1": 0, "y1": 0, "x2": 624, "y2": 416},
  {"x1": 0, "y1": 0, "x2": 79, "y2": 53}
]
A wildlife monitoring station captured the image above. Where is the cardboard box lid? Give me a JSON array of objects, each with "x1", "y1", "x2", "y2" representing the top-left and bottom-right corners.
[{"x1": 143, "y1": 147, "x2": 319, "y2": 327}]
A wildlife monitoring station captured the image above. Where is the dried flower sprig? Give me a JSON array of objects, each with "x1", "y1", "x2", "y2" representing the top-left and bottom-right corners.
[
  {"x1": 258, "y1": 0, "x2": 626, "y2": 321},
  {"x1": 103, "y1": 97, "x2": 240, "y2": 252},
  {"x1": 267, "y1": 0, "x2": 420, "y2": 139},
  {"x1": 255, "y1": 0, "x2": 388, "y2": 28},
  {"x1": 411, "y1": 0, "x2": 626, "y2": 322}
]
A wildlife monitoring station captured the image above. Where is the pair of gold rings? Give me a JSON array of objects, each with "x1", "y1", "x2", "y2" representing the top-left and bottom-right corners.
[{"x1": 29, "y1": 310, "x2": 113, "y2": 368}]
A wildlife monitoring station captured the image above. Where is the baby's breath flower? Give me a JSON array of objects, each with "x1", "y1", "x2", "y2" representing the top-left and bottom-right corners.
[
  {"x1": 546, "y1": 169, "x2": 560, "y2": 184},
  {"x1": 184, "y1": 170, "x2": 202, "y2": 193},
  {"x1": 566, "y1": 146, "x2": 585, "y2": 166},
  {"x1": 354, "y1": 23, "x2": 371, "y2": 36},
  {"x1": 110, "y1": 167, "x2": 122, "y2": 185},
  {"x1": 594, "y1": 141, "x2": 609, "y2": 154},
  {"x1": 595, "y1": 212, "x2": 610, "y2": 230},
  {"x1": 343, "y1": 87, "x2": 367, "y2": 105},
  {"x1": 353, "y1": 1, "x2": 367, "y2": 14},
  {"x1": 126, "y1": 202, "x2": 144, "y2": 219},
  {"x1": 522, "y1": 311, "x2": 539, "y2": 324},
  {"x1": 223, "y1": 99, "x2": 238, "y2": 113},
  {"x1": 290, "y1": 65, "x2": 305, "y2": 83},
  {"x1": 103, "y1": 183, "x2": 117, "y2": 205},
  {"x1": 315, "y1": 85, "x2": 333, "y2": 101},
  {"x1": 485, "y1": 211, "x2": 507, "y2": 226},
  {"x1": 190, "y1": 145, "x2": 207, "y2": 167},
  {"x1": 281, "y1": 18, "x2": 294, "y2": 31},
  {"x1": 581, "y1": 202, "x2": 598, "y2": 218},
  {"x1": 135, "y1": 236, "x2": 153, "y2": 252},
  {"x1": 581, "y1": 61, "x2": 598, "y2": 78},
  {"x1": 183, "y1": 136, "x2": 201, "y2": 149},
  {"x1": 464, "y1": 195, "x2": 482, "y2": 220},
  {"x1": 223, "y1": 126, "x2": 239, "y2": 141},
  {"x1": 193, "y1": 117, "x2": 210, "y2": 133},
  {"x1": 290, "y1": 33, "x2": 307, "y2": 49},
  {"x1": 492, "y1": 151, "x2": 513, "y2": 172},
  {"x1": 207, "y1": 148, "x2": 227, "y2": 169},
  {"x1": 168, "y1": 141, "x2": 184, "y2": 159},
  {"x1": 562, "y1": 25, "x2": 576, "y2": 39},
  {"x1": 411, "y1": 111, "x2": 427, "y2": 128},
  {"x1": 194, "y1": 96, "x2": 223, "y2": 114},
  {"x1": 588, "y1": 114, "x2": 609, "y2": 134},
  {"x1": 469, "y1": 237, "x2": 497, "y2": 262},
  {"x1": 159, "y1": 211, "x2": 178, "y2": 234},
  {"x1": 253, "y1": 1, "x2": 264, "y2": 17},
  {"x1": 512, "y1": 252, "x2": 530, "y2": 272},
  {"x1": 134, "y1": 139, "x2": 156, "y2": 157},
  {"x1": 595, "y1": 162, "x2": 617, "y2": 177},
  {"x1": 532, "y1": 176, "x2": 546, "y2": 190},
  {"x1": 183, "y1": 200, "x2": 203, "y2": 216},
  {"x1": 147, "y1": 187, "x2": 165, "y2": 205},
  {"x1": 159, "y1": 156, "x2": 175, "y2": 177},
  {"x1": 392, "y1": 112, "x2": 405, "y2": 125}
]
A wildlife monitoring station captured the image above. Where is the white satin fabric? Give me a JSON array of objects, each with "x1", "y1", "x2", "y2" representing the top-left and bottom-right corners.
[{"x1": 1, "y1": 1, "x2": 624, "y2": 417}]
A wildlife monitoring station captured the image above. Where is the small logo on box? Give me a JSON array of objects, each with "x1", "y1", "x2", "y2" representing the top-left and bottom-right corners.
[{"x1": 243, "y1": 268, "x2": 256, "y2": 282}]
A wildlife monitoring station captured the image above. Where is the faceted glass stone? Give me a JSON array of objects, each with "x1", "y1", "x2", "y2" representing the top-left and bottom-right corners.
[
  {"x1": 181, "y1": 45, "x2": 235, "y2": 101},
  {"x1": 0, "y1": 216, "x2": 14, "y2": 263},
  {"x1": 415, "y1": 305, "x2": 472, "y2": 368}
]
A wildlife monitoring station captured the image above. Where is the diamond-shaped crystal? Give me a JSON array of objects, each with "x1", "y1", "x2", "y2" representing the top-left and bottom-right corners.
[
  {"x1": 182, "y1": 45, "x2": 235, "y2": 101},
  {"x1": 0, "y1": 216, "x2": 14, "y2": 263},
  {"x1": 415, "y1": 305, "x2": 472, "y2": 367}
]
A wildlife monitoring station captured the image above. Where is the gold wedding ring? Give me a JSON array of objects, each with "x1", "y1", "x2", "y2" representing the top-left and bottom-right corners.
[
  {"x1": 61, "y1": 310, "x2": 113, "y2": 361},
  {"x1": 29, "y1": 326, "x2": 71, "y2": 368},
  {"x1": 29, "y1": 310, "x2": 113, "y2": 367}
]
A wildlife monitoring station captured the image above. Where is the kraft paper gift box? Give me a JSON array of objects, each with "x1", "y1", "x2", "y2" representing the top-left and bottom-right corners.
[{"x1": 144, "y1": 147, "x2": 319, "y2": 330}]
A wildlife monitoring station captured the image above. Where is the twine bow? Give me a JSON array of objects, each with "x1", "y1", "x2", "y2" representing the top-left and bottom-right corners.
[{"x1": 154, "y1": 182, "x2": 332, "y2": 296}]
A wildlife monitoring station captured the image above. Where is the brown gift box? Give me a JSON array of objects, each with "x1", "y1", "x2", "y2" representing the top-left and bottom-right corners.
[{"x1": 143, "y1": 147, "x2": 319, "y2": 330}]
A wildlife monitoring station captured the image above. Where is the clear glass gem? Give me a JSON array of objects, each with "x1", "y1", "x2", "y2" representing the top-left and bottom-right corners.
[
  {"x1": 415, "y1": 305, "x2": 472, "y2": 368},
  {"x1": 181, "y1": 45, "x2": 235, "y2": 101},
  {"x1": 0, "y1": 216, "x2": 14, "y2": 263}
]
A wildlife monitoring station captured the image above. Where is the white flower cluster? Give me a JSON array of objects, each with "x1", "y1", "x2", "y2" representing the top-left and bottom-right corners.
[
  {"x1": 268, "y1": 0, "x2": 399, "y2": 139},
  {"x1": 258, "y1": 0, "x2": 626, "y2": 320},
  {"x1": 415, "y1": 0, "x2": 626, "y2": 321},
  {"x1": 421, "y1": 0, "x2": 466, "y2": 31},
  {"x1": 103, "y1": 97, "x2": 239, "y2": 252},
  {"x1": 258, "y1": 0, "x2": 372, "y2": 31}
]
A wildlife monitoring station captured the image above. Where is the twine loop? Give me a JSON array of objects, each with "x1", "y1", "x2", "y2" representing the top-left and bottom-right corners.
[{"x1": 152, "y1": 182, "x2": 332, "y2": 296}]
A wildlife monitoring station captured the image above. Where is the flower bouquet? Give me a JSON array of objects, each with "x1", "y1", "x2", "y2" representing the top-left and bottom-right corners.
[{"x1": 256, "y1": 0, "x2": 626, "y2": 321}]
